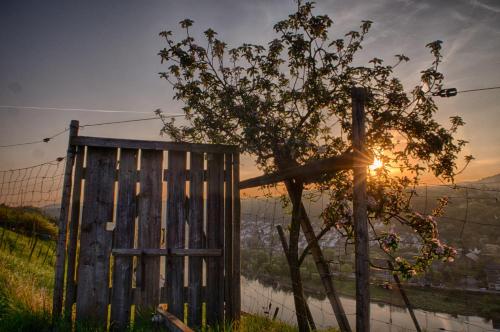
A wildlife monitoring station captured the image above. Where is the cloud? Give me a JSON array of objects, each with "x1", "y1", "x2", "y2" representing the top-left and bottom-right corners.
[
  {"x1": 451, "y1": 10, "x2": 470, "y2": 23},
  {"x1": 470, "y1": 0, "x2": 500, "y2": 13},
  {"x1": 442, "y1": 23, "x2": 482, "y2": 61}
]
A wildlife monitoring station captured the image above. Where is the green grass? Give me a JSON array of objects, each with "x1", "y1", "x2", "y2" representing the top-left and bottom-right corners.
[{"x1": 0, "y1": 228, "x2": 55, "y2": 331}]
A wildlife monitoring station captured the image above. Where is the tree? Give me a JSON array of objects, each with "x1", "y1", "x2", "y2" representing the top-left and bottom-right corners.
[{"x1": 157, "y1": 1, "x2": 470, "y2": 330}]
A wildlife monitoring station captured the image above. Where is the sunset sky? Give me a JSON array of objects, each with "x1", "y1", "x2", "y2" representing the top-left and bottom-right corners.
[{"x1": 1, "y1": 0, "x2": 499, "y2": 183}]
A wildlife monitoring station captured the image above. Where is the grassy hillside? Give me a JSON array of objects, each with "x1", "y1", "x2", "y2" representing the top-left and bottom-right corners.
[{"x1": 0, "y1": 205, "x2": 57, "y2": 239}]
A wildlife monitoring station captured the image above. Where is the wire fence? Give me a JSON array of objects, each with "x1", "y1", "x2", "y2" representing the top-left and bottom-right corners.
[
  {"x1": 0, "y1": 157, "x2": 66, "y2": 209},
  {"x1": 0, "y1": 114, "x2": 499, "y2": 331},
  {"x1": 0, "y1": 158, "x2": 65, "y2": 267}
]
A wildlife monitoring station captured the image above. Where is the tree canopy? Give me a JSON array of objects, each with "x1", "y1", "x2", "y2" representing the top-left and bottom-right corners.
[{"x1": 157, "y1": 0, "x2": 470, "y2": 279}]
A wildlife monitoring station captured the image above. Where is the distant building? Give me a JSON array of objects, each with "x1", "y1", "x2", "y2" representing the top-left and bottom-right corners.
[{"x1": 485, "y1": 263, "x2": 500, "y2": 291}]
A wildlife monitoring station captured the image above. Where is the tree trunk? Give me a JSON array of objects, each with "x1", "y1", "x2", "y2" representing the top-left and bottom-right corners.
[
  {"x1": 284, "y1": 180, "x2": 352, "y2": 332},
  {"x1": 287, "y1": 180, "x2": 310, "y2": 332}
]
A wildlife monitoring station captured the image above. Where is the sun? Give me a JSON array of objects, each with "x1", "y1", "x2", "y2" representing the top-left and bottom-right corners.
[{"x1": 369, "y1": 158, "x2": 383, "y2": 171}]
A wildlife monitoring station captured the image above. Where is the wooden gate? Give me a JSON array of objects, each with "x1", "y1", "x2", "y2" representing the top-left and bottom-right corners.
[{"x1": 52, "y1": 121, "x2": 241, "y2": 330}]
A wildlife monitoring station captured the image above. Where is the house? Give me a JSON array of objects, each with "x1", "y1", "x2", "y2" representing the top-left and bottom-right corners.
[{"x1": 485, "y1": 263, "x2": 500, "y2": 291}]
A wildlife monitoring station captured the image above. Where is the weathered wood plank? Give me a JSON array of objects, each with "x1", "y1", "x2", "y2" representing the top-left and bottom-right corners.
[
  {"x1": 188, "y1": 152, "x2": 204, "y2": 328},
  {"x1": 138, "y1": 286, "x2": 207, "y2": 305},
  {"x1": 71, "y1": 136, "x2": 238, "y2": 154},
  {"x1": 239, "y1": 151, "x2": 372, "y2": 189},
  {"x1": 75, "y1": 147, "x2": 117, "y2": 325},
  {"x1": 136, "y1": 149, "x2": 163, "y2": 313},
  {"x1": 110, "y1": 149, "x2": 138, "y2": 330},
  {"x1": 64, "y1": 144, "x2": 84, "y2": 314},
  {"x1": 232, "y1": 152, "x2": 241, "y2": 320},
  {"x1": 52, "y1": 120, "x2": 79, "y2": 320},
  {"x1": 112, "y1": 248, "x2": 221, "y2": 257},
  {"x1": 166, "y1": 151, "x2": 187, "y2": 319},
  {"x1": 224, "y1": 153, "x2": 233, "y2": 320},
  {"x1": 206, "y1": 153, "x2": 225, "y2": 326},
  {"x1": 164, "y1": 169, "x2": 228, "y2": 182},
  {"x1": 352, "y1": 87, "x2": 370, "y2": 332},
  {"x1": 156, "y1": 308, "x2": 194, "y2": 332}
]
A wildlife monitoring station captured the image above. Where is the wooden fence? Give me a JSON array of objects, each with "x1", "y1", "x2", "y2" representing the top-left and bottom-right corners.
[{"x1": 52, "y1": 125, "x2": 241, "y2": 330}]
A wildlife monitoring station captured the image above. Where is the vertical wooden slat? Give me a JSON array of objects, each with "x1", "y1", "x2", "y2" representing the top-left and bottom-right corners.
[
  {"x1": 166, "y1": 151, "x2": 187, "y2": 319},
  {"x1": 110, "y1": 149, "x2": 138, "y2": 330},
  {"x1": 52, "y1": 120, "x2": 79, "y2": 320},
  {"x1": 137, "y1": 149, "x2": 163, "y2": 312},
  {"x1": 64, "y1": 144, "x2": 84, "y2": 314},
  {"x1": 224, "y1": 153, "x2": 233, "y2": 320},
  {"x1": 232, "y1": 152, "x2": 241, "y2": 320},
  {"x1": 76, "y1": 147, "x2": 117, "y2": 324},
  {"x1": 188, "y1": 152, "x2": 203, "y2": 327},
  {"x1": 206, "y1": 153, "x2": 224, "y2": 326},
  {"x1": 352, "y1": 87, "x2": 369, "y2": 332}
]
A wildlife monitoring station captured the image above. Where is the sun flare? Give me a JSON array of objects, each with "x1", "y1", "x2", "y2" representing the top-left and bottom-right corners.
[{"x1": 369, "y1": 158, "x2": 383, "y2": 171}]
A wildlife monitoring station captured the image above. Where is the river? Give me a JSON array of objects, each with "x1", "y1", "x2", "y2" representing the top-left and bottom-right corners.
[{"x1": 241, "y1": 277, "x2": 498, "y2": 332}]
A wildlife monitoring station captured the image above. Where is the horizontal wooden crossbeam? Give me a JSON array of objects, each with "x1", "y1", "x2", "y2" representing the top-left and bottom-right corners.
[
  {"x1": 111, "y1": 248, "x2": 222, "y2": 257},
  {"x1": 80, "y1": 168, "x2": 230, "y2": 182},
  {"x1": 65, "y1": 284, "x2": 211, "y2": 306},
  {"x1": 239, "y1": 151, "x2": 372, "y2": 189},
  {"x1": 71, "y1": 136, "x2": 238, "y2": 154}
]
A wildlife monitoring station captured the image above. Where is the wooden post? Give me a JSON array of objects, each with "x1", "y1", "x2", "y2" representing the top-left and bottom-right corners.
[
  {"x1": 52, "y1": 120, "x2": 79, "y2": 321},
  {"x1": 224, "y1": 153, "x2": 234, "y2": 320},
  {"x1": 231, "y1": 152, "x2": 241, "y2": 321},
  {"x1": 64, "y1": 145, "x2": 84, "y2": 315},
  {"x1": 388, "y1": 261, "x2": 422, "y2": 332},
  {"x1": 352, "y1": 87, "x2": 369, "y2": 332}
]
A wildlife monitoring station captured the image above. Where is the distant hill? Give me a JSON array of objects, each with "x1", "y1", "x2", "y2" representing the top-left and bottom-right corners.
[{"x1": 467, "y1": 173, "x2": 500, "y2": 187}]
